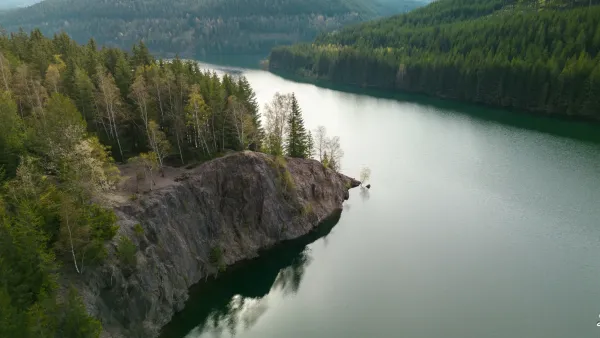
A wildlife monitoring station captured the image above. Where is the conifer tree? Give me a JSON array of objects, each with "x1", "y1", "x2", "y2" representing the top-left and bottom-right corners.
[
  {"x1": 285, "y1": 94, "x2": 309, "y2": 158},
  {"x1": 237, "y1": 76, "x2": 263, "y2": 150}
]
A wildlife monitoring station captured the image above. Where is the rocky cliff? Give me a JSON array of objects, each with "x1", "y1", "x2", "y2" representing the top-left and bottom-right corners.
[{"x1": 76, "y1": 151, "x2": 358, "y2": 338}]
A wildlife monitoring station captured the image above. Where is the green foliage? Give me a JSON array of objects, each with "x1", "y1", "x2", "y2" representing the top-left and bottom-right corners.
[
  {"x1": 322, "y1": 152, "x2": 330, "y2": 169},
  {"x1": 360, "y1": 167, "x2": 371, "y2": 185},
  {"x1": 0, "y1": 0, "x2": 425, "y2": 57},
  {"x1": 285, "y1": 94, "x2": 311, "y2": 158},
  {"x1": 117, "y1": 236, "x2": 137, "y2": 269},
  {"x1": 0, "y1": 91, "x2": 24, "y2": 178},
  {"x1": 0, "y1": 26, "x2": 281, "y2": 336},
  {"x1": 268, "y1": 155, "x2": 297, "y2": 200},
  {"x1": 281, "y1": 169, "x2": 296, "y2": 192},
  {"x1": 56, "y1": 288, "x2": 102, "y2": 338},
  {"x1": 133, "y1": 223, "x2": 144, "y2": 236},
  {"x1": 209, "y1": 245, "x2": 226, "y2": 272},
  {"x1": 301, "y1": 203, "x2": 314, "y2": 216},
  {"x1": 273, "y1": 155, "x2": 287, "y2": 169},
  {"x1": 270, "y1": 0, "x2": 600, "y2": 119},
  {"x1": 0, "y1": 195, "x2": 105, "y2": 337},
  {"x1": 2, "y1": 30, "x2": 265, "y2": 164}
]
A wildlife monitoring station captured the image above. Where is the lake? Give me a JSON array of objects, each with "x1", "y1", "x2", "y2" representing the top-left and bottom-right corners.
[{"x1": 161, "y1": 63, "x2": 600, "y2": 338}]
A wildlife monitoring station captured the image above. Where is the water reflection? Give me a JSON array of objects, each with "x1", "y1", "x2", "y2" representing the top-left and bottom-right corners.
[
  {"x1": 359, "y1": 187, "x2": 370, "y2": 201},
  {"x1": 160, "y1": 212, "x2": 342, "y2": 338}
]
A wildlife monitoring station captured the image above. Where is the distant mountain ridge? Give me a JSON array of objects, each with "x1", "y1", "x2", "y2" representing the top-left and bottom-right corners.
[
  {"x1": 0, "y1": 0, "x2": 41, "y2": 10},
  {"x1": 0, "y1": 0, "x2": 427, "y2": 57}
]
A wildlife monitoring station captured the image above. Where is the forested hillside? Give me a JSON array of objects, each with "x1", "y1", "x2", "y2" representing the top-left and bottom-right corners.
[
  {"x1": 0, "y1": 0, "x2": 425, "y2": 57},
  {"x1": 0, "y1": 28, "x2": 267, "y2": 337},
  {"x1": 0, "y1": 27, "x2": 345, "y2": 336},
  {"x1": 269, "y1": 0, "x2": 600, "y2": 120}
]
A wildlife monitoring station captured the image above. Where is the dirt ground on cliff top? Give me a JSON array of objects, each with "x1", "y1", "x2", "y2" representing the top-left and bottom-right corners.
[{"x1": 104, "y1": 164, "x2": 192, "y2": 205}]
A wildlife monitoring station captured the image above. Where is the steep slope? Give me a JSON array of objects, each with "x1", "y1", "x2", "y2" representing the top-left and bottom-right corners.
[
  {"x1": 269, "y1": 0, "x2": 600, "y2": 120},
  {"x1": 80, "y1": 151, "x2": 359, "y2": 337},
  {"x1": 0, "y1": 0, "x2": 425, "y2": 57}
]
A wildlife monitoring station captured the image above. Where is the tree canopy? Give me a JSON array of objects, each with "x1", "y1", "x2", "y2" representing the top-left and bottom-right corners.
[
  {"x1": 0, "y1": 27, "x2": 277, "y2": 336},
  {"x1": 269, "y1": 0, "x2": 600, "y2": 119}
]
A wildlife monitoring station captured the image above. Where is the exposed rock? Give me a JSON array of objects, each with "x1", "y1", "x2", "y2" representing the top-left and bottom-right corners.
[{"x1": 76, "y1": 151, "x2": 359, "y2": 338}]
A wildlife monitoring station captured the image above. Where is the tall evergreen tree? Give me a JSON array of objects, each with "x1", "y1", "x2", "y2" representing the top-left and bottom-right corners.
[{"x1": 285, "y1": 94, "x2": 309, "y2": 158}]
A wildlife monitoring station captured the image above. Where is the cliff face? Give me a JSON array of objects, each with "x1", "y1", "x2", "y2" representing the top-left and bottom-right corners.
[{"x1": 78, "y1": 151, "x2": 358, "y2": 338}]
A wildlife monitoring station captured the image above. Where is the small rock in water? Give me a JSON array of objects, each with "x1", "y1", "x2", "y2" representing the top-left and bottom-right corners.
[{"x1": 366, "y1": 184, "x2": 371, "y2": 189}]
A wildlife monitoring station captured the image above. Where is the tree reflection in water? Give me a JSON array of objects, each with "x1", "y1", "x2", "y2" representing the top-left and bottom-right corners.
[
  {"x1": 359, "y1": 187, "x2": 370, "y2": 202},
  {"x1": 160, "y1": 211, "x2": 342, "y2": 338}
]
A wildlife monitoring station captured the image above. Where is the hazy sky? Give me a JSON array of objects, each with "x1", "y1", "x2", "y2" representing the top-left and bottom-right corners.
[{"x1": 0, "y1": 0, "x2": 43, "y2": 10}]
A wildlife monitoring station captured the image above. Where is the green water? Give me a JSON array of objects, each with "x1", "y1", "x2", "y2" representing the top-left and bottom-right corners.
[{"x1": 161, "y1": 63, "x2": 600, "y2": 338}]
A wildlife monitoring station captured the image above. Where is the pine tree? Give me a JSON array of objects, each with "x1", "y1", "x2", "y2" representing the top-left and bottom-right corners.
[
  {"x1": 132, "y1": 42, "x2": 152, "y2": 69},
  {"x1": 237, "y1": 76, "x2": 263, "y2": 151},
  {"x1": 285, "y1": 94, "x2": 309, "y2": 158}
]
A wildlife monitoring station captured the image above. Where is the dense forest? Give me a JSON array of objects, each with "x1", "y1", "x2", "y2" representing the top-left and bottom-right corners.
[
  {"x1": 0, "y1": 27, "x2": 339, "y2": 337},
  {"x1": 0, "y1": 0, "x2": 426, "y2": 57},
  {"x1": 269, "y1": 0, "x2": 600, "y2": 120}
]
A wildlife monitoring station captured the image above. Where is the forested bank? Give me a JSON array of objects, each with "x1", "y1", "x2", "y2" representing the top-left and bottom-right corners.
[
  {"x1": 0, "y1": 29, "x2": 342, "y2": 337},
  {"x1": 269, "y1": 0, "x2": 600, "y2": 120},
  {"x1": 0, "y1": 0, "x2": 425, "y2": 57}
]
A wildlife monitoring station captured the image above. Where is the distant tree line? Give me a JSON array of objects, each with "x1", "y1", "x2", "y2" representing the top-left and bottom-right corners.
[
  {"x1": 0, "y1": 0, "x2": 424, "y2": 57},
  {"x1": 269, "y1": 0, "x2": 600, "y2": 120}
]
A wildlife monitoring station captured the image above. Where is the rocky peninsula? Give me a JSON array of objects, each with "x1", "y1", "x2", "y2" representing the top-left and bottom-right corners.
[{"x1": 74, "y1": 151, "x2": 358, "y2": 337}]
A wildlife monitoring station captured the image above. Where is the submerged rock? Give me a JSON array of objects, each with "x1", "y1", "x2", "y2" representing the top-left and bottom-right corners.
[{"x1": 77, "y1": 151, "x2": 358, "y2": 338}]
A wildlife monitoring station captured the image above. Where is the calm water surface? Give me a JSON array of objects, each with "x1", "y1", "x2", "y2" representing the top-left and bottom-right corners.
[{"x1": 161, "y1": 63, "x2": 600, "y2": 338}]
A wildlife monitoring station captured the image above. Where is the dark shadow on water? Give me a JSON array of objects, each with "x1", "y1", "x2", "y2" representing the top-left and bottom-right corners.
[
  {"x1": 159, "y1": 211, "x2": 343, "y2": 338},
  {"x1": 270, "y1": 70, "x2": 600, "y2": 145},
  {"x1": 195, "y1": 54, "x2": 266, "y2": 70}
]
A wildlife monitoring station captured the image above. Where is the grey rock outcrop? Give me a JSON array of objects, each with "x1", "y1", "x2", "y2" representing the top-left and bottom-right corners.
[{"x1": 77, "y1": 151, "x2": 358, "y2": 338}]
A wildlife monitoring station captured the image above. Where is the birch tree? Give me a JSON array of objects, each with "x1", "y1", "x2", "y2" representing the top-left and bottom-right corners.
[
  {"x1": 146, "y1": 64, "x2": 166, "y2": 120},
  {"x1": 313, "y1": 126, "x2": 327, "y2": 161},
  {"x1": 168, "y1": 106, "x2": 187, "y2": 164},
  {"x1": 185, "y1": 85, "x2": 211, "y2": 155},
  {"x1": 227, "y1": 95, "x2": 255, "y2": 150},
  {"x1": 44, "y1": 64, "x2": 60, "y2": 94},
  {"x1": 130, "y1": 73, "x2": 152, "y2": 138},
  {"x1": 96, "y1": 68, "x2": 125, "y2": 160},
  {"x1": 59, "y1": 196, "x2": 84, "y2": 274},
  {"x1": 360, "y1": 167, "x2": 371, "y2": 186},
  {"x1": 147, "y1": 120, "x2": 171, "y2": 175},
  {"x1": 326, "y1": 136, "x2": 344, "y2": 172},
  {"x1": 0, "y1": 52, "x2": 11, "y2": 92},
  {"x1": 263, "y1": 92, "x2": 293, "y2": 156},
  {"x1": 130, "y1": 152, "x2": 158, "y2": 191}
]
